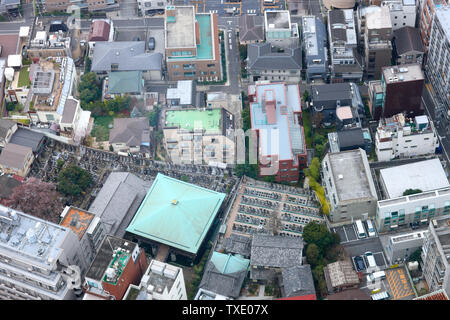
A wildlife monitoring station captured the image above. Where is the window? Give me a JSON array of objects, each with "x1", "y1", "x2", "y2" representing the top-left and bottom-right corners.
[
  {"x1": 111, "y1": 63, "x2": 119, "y2": 71},
  {"x1": 172, "y1": 65, "x2": 180, "y2": 69},
  {"x1": 46, "y1": 114, "x2": 55, "y2": 121},
  {"x1": 207, "y1": 64, "x2": 215, "y2": 67}
]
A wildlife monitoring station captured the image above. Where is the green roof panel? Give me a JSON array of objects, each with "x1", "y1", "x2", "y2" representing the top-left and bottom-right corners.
[
  {"x1": 126, "y1": 173, "x2": 226, "y2": 255},
  {"x1": 210, "y1": 252, "x2": 250, "y2": 274},
  {"x1": 107, "y1": 71, "x2": 143, "y2": 94}
]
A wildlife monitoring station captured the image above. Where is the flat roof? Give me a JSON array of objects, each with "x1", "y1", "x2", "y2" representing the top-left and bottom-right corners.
[
  {"x1": 165, "y1": 6, "x2": 196, "y2": 48},
  {"x1": 165, "y1": 108, "x2": 221, "y2": 131},
  {"x1": 0, "y1": 204, "x2": 68, "y2": 269},
  {"x1": 327, "y1": 149, "x2": 376, "y2": 201},
  {"x1": 366, "y1": 6, "x2": 392, "y2": 30},
  {"x1": 250, "y1": 82, "x2": 304, "y2": 160},
  {"x1": 265, "y1": 10, "x2": 291, "y2": 30},
  {"x1": 195, "y1": 14, "x2": 214, "y2": 60},
  {"x1": 435, "y1": 6, "x2": 450, "y2": 41},
  {"x1": 59, "y1": 207, "x2": 94, "y2": 240},
  {"x1": 382, "y1": 64, "x2": 424, "y2": 84},
  {"x1": 166, "y1": 80, "x2": 194, "y2": 105},
  {"x1": 380, "y1": 158, "x2": 449, "y2": 199},
  {"x1": 126, "y1": 173, "x2": 225, "y2": 255}
]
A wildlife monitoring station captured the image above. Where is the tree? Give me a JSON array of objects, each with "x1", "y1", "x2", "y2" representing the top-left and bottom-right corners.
[
  {"x1": 5, "y1": 178, "x2": 64, "y2": 223},
  {"x1": 58, "y1": 165, "x2": 92, "y2": 197},
  {"x1": 303, "y1": 90, "x2": 310, "y2": 103},
  {"x1": 306, "y1": 243, "x2": 321, "y2": 266},
  {"x1": 148, "y1": 106, "x2": 160, "y2": 127},
  {"x1": 78, "y1": 72, "x2": 102, "y2": 109},
  {"x1": 311, "y1": 112, "x2": 324, "y2": 128},
  {"x1": 242, "y1": 107, "x2": 251, "y2": 131},
  {"x1": 408, "y1": 248, "x2": 422, "y2": 263},
  {"x1": 234, "y1": 164, "x2": 258, "y2": 179},
  {"x1": 403, "y1": 189, "x2": 423, "y2": 196},
  {"x1": 302, "y1": 221, "x2": 334, "y2": 253},
  {"x1": 305, "y1": 157, "x2": 320, "y2": 181}
]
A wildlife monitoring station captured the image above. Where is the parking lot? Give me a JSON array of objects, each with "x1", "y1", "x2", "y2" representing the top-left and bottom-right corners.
[{"x1": 333, "y1": 220, "x2": 378, "y2": 244}]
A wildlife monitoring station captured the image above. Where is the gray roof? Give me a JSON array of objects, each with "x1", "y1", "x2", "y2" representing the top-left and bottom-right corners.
[
  {"x1": 394, "y1": 27, "x2": 424, "y2": 55},
  {"x1": 248, "y1": 42, "x2": 302, "y2": 70},
  {"x1": 9, "y1": 128, "x2": 45, "y2": 154},
  {"x1": 61, "y1": 98, "x2": 78, "y2": 124},
  {"x1": 250, "y1": 234, "x2": 303, "y2": 268},
  {"x1": 239, "y1": 15, "x2": 264, "y2": 42},
  {"x1": 109, "y1": 117, "x2": 150, "y2": 147},
  {"x1": 85, "y1": 235, "x2": 137, "y2": 281},
  {"x1": 91, "y1": 41, "x2": 162, "y2": 72},
  {"x1": 311, "y1": 83, "x2": 353, "y2": 109},
  {"x1": 280, "y1": 265, "x2": 316, "y2": 298},
  {"x1": 223, "y1": 234, "x2": 252, "y2": 257},
  {"x1": 337, "y1": 128, "x2": 365, "y2": 150},
  {"x1": 88, "y1": 172, "x2": 151, "y2": 237},
  {"x1": 0, "y1": 119, "x2": 16, "y2": 140},
  {"x1": 0, "y1": 175, "x2": 21, "y2": 199},
  {"x1": 0, "y1": 143, "x2": 32, "y2": 169}
]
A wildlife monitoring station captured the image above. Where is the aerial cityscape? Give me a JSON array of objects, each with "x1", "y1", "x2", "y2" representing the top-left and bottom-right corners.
[{"x1": 0, "y1": 0, "x2": 448, "y2": 305}]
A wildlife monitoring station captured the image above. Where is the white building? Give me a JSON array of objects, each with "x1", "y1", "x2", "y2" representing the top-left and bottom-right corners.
[
  {"x1": 138, "y1": 0, "x2": 168, "y2": 16},
  {"x1": 379, "y1": 158, "x2": 449, "y2": 199},
  {"x1": 375, "y1": 113, "x2": 439, "y2": 161},
  {"x1": 0, "y1": 205, "x2": 84, "y2": 300},
  {"x1": 376, "y1": 186, "x2": 450, "y2": 232},
  {"x1": 421, "y1": 214, "x2": 450, "y2": 296},
  {"x1": 123, "y1": 259, "x2": 187, "y2": 300},
  {"x1": 384, "y1": 230, "x2": 428, "y2": 265},
  {"x1": 264, "y1": 10, "x2": 299, "y2": 49},
  {"x1": 381, "y1": 0, "x2": 417, "y2": 30},
  {"x1": 322, "y1": 148, "x2": 378, "y2": 224}
]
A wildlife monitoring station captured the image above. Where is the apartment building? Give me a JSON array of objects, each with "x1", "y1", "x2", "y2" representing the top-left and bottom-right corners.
[
  {"x1": 419, "y1": 0, "x2": 448, "y2": 51},
  {"x1": 83, "y1": 236, "x2": 148, "y2": 300},
  {"x1": 123, "y1": 259, "x2": 187, "y2": 300},
  {"x1": 328, "y1": 9, "x2": 363, "y2": 82},
  {"x1": 375, "y1": 113, "x2": 439, "y2": 161},
  {"x1": 0, "y1": 205, "x2": 86, "y2": 300},
  {"x1": 248, "y1": 82, "x2": 307, "y2": 183},
  {"x1": 421, "y1": 214, "x2": 450, "y2": 296},
  {"x1": 165, "y1": 6, "x2": 222, "y2": 82},
  {"x1": 163, "y1": 108, "x2": 235, "y2": 165},
  {"x1": 368, "y1": 64, "x2": 424, "y2": 120},
  {"x1": 322, "y1": 149, "x2": 378, "y2": 223},
  {"x1": 264, "y1": 10, "x2": 299, "y2": 49},
  {"x1": 301, "y1": 16, "x2": 328, "y2": 83},
  {"x1": 26, "y1": 30, "x2": 71, "y2": 60},
  {"x1": 425, "y1": 6, "x2": 450, "y2": 124},
  {"x1": 364, "y1": 6, "x2": 393, "y2": 79}
]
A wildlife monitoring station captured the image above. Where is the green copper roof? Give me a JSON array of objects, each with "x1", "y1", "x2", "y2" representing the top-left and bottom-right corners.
[
  {"x1": 210, "y1": 252, "x2": 250, "y2": 274},
  {"x1": 126, "y1": 173, "x2": 225, "y2": 254},
  {"x1": 165, "y1": 109, "x2": 221, "y2": 131},
  {"x1": 107, "y1": 71, "x2": 143, "y2": 94}
]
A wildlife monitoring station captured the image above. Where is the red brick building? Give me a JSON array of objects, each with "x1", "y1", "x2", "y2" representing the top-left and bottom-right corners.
[
  {"x1": 248, "y1": 82, "x2": 307, "y2": 183},
  {"x1": 83, "y1": 236, "x2": 148, "y2": 300}
]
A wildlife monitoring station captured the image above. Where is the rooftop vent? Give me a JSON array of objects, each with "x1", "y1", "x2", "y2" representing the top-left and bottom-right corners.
[{"x1": 338, "y1": 174, "x2": 344, "y2": 180}]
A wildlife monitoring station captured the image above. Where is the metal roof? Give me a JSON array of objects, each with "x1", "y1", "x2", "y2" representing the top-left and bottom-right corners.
[
  {"x1": 107, "y1": 71, "x2": 143, "y2": 94},
  {"x1": 126, "y1": 173, "x2": 225, "y2": 255}
]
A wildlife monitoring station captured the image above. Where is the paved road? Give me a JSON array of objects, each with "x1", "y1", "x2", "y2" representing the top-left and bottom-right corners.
[{"x1": 119, "y1": 0, "x2": 137, "y2": 17}]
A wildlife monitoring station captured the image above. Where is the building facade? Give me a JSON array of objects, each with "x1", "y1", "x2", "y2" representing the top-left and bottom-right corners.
[
  {"x1": 165, "y1": 6, "x2": 222, "y2": 82},
  {"x1": 421, "y1": 214, "x2": 450, "y2": 296},
  {"x1": 425, "y1": 6, "x2": 450, "y2": 125},
  {"x1": 381, "y1": 0, "x2": 417, "y2": 30},
  {"x1": 375, "y1": 113, "x2": 439, "y2": 161},
  {"x1": 40, "y1": 0, "x2": 120, "y2": 13},
  {"x1": 419, "y1": 0, "x2": 448, "y2": 51},
  {"x1": 384, "y1": 230, "x2": 428, "y2": 265},
  {"x1": 322, "y1": 149, "x2": 378, "y2": 223}
]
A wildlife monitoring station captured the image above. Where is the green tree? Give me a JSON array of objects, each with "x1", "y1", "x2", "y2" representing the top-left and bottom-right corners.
[
  {"x1": 234, "y1": 164, "x2": 258, "y2": 179},
  {"x1": 57, "y1": 165, "x2": 92, "y2": 197},
  {"x1": 408, "y1": 248, "x2": 422, "y2": 263},
  {"x1": 303, "y1": 90, "x2": 310, "y2": 103},
  {"x1": 305, "y1": 157, "x2": 320, "y2": 181},
  {"x1": 303, "y1": 221, "x2": 334, "y2": 253},
  {"x1": 148, "y1": 106, "x2": 160, "y2": 127},
  {"x1": 78, "y1": 72, "x2": 102, "y2": 109},
  {"x1": 403, "y1": 189, "x2": 423, "y2": 196},
  {"x1": 242, "y1": 107, "x2": 251, "y2": 131},
  {"x1": 306, "y1": 243, "x2": 321, "y2": 266}
]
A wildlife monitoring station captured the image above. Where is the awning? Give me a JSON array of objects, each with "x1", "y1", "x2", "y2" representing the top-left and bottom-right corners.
[
  {"x1": 390, "y1": 225, "x2": 398, "y2": 228},
  {"x1": 420, "y1": 219, "x2": 428, "y2": 223}
]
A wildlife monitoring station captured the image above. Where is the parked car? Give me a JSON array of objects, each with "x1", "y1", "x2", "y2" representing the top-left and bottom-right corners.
[
  {"x1": 148, "y1": 37, "x2": 156, "y2": 50},
  {"x1": 354, "y1": 256, "x2": 365, "y2": 271}
]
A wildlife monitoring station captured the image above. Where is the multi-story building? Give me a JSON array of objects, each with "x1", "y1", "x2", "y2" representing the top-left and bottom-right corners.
[
  {"x1": 264, "y1": 10, "x2": 299, "y2": 49},
  {"x1": 322, "y1": 149, "x2": 378, "y2": 224},
  {"x1": 364, "y1": 6, "x2": 393, "y2": 79},
  {"x1": 163, "y1": 108, "x2": 235, "y2": 165},
  {"x1": 0, "y1": 143, "x2": 34, "y2": 178},
  {"x1": 376, "y1": 187, "x2": 450, "y2": 233},
  {"x1": 247, "y1": 43, "x2": 302, "y2": 83},
  {"x1": 0, "y1": 205, "x2": 86, "y2": 300},
  {"x1": 381, "y1": 0, "x2": 417, "y2": 30},
  {"x1": 323, "y1": 0, "x2": 355, "y2": 10},
  {"x1": 123, "y1": 259, "x2": 187, "y2": 300},
  {"x1": 59, "y1": 206, "x2": 107, "y2": 275},
  {"x1": 248, "y1": 82, "x2": 307, "y2": 183},
  {"x1": 425, "y1": 6, "x2": 450, "y2": 124},
  {"x1": 164, "y1": 6, "x2": 222, "y2": 82},
  {"x1": 375, "y1": 113, "x2": 439, "y2": 161},
  {"x1": 0, "y1": 119, "x2": 17, "y2": 148},
  {"x1": 421, "y1": 214, "x2": 450, "y2": 295},
  {"x1": 384, "y1": 230, "x2": 428, "y2": 265},
  {"x1": 26, "y1": 30, "x2": 71, "y2": 60},
  {"x1": 368, "y1": 64, "x2": 425, "y2": 120},
  {"x1": 419, "y1": 0, "x2": 448, "y2": 51},
  {"x1": 328, "y1": 9, "x2": 363, "y2": 83},
  {"x1": 301, "y1": 16, "x2": 328, "y2": 83},
  {"x1": 40, "y1": 0, "x2": 120, "y2": 13},
  {"x1": 82, "y1": 236, "x2": 148, "y2": 300},
  {"x1": 393, "y1": 27, "x2": 425, "y2": 65}
]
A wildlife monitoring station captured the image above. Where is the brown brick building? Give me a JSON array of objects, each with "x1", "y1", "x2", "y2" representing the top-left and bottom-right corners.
[{"x1": 165, "y1": 6, "x2": 222, "y2": 82}]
